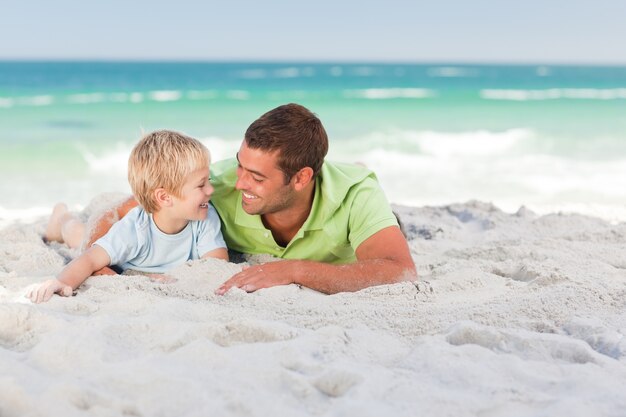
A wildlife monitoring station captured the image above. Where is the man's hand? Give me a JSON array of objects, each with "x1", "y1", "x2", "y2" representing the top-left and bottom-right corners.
[
  {"x1": 215, "y1": 262, "x2": 294, "y2": 295},
  {"x1": 27, "y1": 279, "x2": 73, "y2": 304}
]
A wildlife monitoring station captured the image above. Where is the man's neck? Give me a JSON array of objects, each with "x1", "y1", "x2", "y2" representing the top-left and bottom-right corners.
[{"x1": 262, "y1": 181, "x2": 315, "y2": 247}]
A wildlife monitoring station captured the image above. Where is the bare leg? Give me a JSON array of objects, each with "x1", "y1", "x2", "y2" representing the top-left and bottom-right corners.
[
  {"x1": 61, "y1": 216, "x2": 85, "y2": 249},
  {"x1": 44, "y1": 203, "x2": 86, "y2": 249},
  {"x1": 44, "y1": 203, "x2": 70, "y2": 243}
]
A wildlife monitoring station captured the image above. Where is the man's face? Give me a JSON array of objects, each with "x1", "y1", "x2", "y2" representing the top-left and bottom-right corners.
[{"x1": 235, "y1": 141, "x2": 297, "y2": 215}]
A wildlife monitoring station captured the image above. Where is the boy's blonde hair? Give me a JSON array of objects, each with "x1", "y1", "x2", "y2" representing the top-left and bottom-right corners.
[{"x1": 128, "y1": 130, "x2": 210, "y2": 213}]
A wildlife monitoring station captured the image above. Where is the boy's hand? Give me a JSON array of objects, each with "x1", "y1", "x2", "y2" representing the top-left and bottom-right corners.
[{"x1": 26, "y1": 279, "x2": 73, "y2": 304}]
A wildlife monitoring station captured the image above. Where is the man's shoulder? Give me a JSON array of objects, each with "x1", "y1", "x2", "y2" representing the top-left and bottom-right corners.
[
  {"x1": 211, "y1": 158, "x2": 238, "y2": 182},
  {"x1": 318, "y1": 161, "x2": 380, "y2": 205},
  {"x1": 321, "y1": 161, "x2": 376, "y2": 182},
  {"x1": 208, "y1": 158, "x2": 240, "y2": 220}
]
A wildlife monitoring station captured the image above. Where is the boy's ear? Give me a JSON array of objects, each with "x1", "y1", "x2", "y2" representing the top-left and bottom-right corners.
[
  {"x1": 292, "y1": 167, "x2": 314, "y2": 191},
  {"x1": 153, "y1": 188, "x2": 172, "y2": 207}
]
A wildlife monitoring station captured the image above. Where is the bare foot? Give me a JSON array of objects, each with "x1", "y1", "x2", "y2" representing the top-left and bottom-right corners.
[{"x1": 44, "y1": 203, "x2": 69, "y2": 243}]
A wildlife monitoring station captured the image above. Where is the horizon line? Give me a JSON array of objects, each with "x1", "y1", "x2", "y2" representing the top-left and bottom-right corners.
[{"x1": 1, "y1": 58, "x2": 626, "y2": 68}]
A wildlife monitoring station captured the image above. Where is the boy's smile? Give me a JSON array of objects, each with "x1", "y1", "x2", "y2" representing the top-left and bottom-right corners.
[
  {"x1": 177, "y1": 166, "x2": 213, "y2": 219},
  {"x1": 154, "y1": 166, "x2": 213, "y2": 235}
]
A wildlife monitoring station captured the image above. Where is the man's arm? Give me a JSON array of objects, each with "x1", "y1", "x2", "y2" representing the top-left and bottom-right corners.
[
  {"x1": 89, "y1": 196, "x2": 139, "y2": 276},
  {"x1": 215, "y1": 226, "x2": 416, "y2": 295}
]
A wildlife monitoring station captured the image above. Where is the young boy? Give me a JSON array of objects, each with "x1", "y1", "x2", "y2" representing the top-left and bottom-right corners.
[{"x1": 28, "y1": 130, "x2": 228, "y2": 303}]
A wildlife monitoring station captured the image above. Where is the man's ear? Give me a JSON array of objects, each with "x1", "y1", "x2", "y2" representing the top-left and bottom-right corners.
[
  {"x1": 153, "y1": 188, "x2": 172, "y2": 208},
  {"x1": 292, "y1": 167, "x2": 314, "y2": 191}
]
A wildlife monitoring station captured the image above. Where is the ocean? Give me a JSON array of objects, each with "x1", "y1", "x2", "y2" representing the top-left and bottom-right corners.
[{"x1": 1, "y1": 62, "x2": 625, "y2": 224}]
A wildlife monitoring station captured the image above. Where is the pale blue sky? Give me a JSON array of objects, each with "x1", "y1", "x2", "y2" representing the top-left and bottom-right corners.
[{"x1": 2, "y1": 0, "x2": 625, "y2": 63}]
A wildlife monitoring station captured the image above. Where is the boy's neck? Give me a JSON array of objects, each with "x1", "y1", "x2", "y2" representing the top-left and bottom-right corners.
[{"x1": 152, "y1": 210, "x2": 189, "y2": 234}]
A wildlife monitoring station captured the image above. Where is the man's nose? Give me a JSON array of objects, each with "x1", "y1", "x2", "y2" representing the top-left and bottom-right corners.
[{"x1": 235, "y1": 170, "x2": 247, "y2": 190}]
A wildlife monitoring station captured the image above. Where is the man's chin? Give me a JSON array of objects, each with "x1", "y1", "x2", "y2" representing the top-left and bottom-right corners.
[{"x1": 241, "y1": 202, "x2": 261, "y2": 215}]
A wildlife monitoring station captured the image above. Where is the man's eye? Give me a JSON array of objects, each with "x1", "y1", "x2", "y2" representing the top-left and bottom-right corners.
[{"x1": 252, "y1": 177, "x2": 263, "y2": 183}]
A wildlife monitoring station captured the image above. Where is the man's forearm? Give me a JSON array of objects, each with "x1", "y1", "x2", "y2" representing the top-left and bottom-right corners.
[{"x1": 286, "y1": 258, "x2": 417, "y2": 294}]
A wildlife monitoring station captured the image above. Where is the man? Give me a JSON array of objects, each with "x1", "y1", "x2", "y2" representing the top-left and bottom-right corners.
[{"x1": 88, "y1": 103, "x2": 416, "y2": 294}]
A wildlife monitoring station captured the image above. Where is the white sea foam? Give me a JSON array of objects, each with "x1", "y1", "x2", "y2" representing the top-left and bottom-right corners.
[
  {"x1": 66, "y1": 92, "x2": 144, "y2": 105},
  {"x1": 0, "y1": 98, "x2": 14, "y2": 108},
  {"x1": 272, "y1": 66, "x2": 315, "y2": 78},
  {"x1": 235, "y1": 69, "x2": 268, "y2": 79},
  {"x1": 80, "y1": 143, "x2": 134, "y2": 175},
  {"x1": 109, "y1": 93, "x2": 130, "y2": 102},
  {"x1": 16, "y1": 95, "x2": 54, "y2": 106},
  {"x1": 226, "y1": 90, "x2": 250, "y2": 100},
  {"x1": 273, "y1": 67, "x2": 301, "y2": 78},
  {"x1": 66, "y1": 93, "x2": 107, "y2": 104},
  {"x1": 427, "y1": 66, "x2": 477, "y2": 77},
  {"x1": 148, "y1": 90, "x2": 183, "y2": 102},
  {"x1": 266, "y1": 90, "x2": 312, "y2": 101},
  {"x1": 481, "y1": 88, "x2": 626, "y2": 101},
  {"x1": 329, "y1": 129, "x2": 626, "y2": 222},
  {"x1": 186, "y1": 90, "x2": 218, "y2": 100},
  {"x1": 343, "y1": 88, "x2": 435, "y2": 99},
  {"x1": 329, "y1": 66, "x2": 343, "y2": 77},
  {"x1": 301, "y1": 67, "x2": 315, "y2": 77},
  {"x1": 78, "y1": 136, "x2": 239, "y2": 176},
  {"x1": 129, "y1": 92, "x2": 143, "y2": 103},
  {"x1": 414, "y1": 129, "x2": 531, "y2": 157},
  {"x1": 352, "y1": 66, "x2": 377, "y2": 76},
  {"x1": 199, "y1": 136, "x2": 240, "y2": 162},
  {"x1": 536, "y1": 66, "x2": 551, "y2": 77}
]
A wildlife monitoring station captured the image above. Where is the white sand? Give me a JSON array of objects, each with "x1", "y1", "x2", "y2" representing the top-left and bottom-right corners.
[{"x1": 1, "y1": 200, "x2": 626, "y2": 416}]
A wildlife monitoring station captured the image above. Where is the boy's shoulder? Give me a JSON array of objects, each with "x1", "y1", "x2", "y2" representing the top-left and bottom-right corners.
[{"x1": 115, "y1": 205, "x2": 151, "y2": 233}]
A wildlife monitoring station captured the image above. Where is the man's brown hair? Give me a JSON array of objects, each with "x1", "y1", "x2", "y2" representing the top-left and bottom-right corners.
[{"x1": 244, "y1": 103, "x2": 329, "y2": 183}]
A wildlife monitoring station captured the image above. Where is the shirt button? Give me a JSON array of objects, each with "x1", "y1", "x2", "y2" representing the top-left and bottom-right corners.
[{"x1": 264, "y1": 232, "x2": 269, "y2": 238}]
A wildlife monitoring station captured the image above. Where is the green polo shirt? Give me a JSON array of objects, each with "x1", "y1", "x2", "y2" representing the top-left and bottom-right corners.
[{"x1": 210, "y1": 159, "x2": 398, "y2": 264}]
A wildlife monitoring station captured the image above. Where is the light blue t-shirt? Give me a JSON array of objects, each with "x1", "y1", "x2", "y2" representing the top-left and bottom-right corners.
[{"x1": 94, "y1": 205, "x2": 226, "y2": 273}]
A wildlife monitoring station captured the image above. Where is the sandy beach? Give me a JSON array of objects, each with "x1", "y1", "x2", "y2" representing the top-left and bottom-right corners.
[{"x1": 1, "y1": 199, "x2": 626, "y2": 416}]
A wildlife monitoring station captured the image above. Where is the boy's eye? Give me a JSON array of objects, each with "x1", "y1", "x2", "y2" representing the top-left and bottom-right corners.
[{"x1": 252, "y1": 177, "x2": 263, "y2": 183}]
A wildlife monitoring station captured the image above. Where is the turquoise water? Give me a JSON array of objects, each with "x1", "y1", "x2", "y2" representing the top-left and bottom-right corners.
[{"x1": 1, "y1": 62, "x2": 626, "y2": 222}]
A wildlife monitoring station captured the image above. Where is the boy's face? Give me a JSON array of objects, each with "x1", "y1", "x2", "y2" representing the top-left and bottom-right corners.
[{"x1": 171, "y1": 165, "x2": 213, "y2": 221}]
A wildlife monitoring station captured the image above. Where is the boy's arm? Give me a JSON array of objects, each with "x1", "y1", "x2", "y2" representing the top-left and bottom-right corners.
[
  {"x1": 28, "y1": 246, "x2": 111, "y2": 303},
  {"x1": 88, "y1": 196, "x2": 138, "y2": 276},
  {"x1": 201, "y1": 247, "x2": 229, "y2": 261}
]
